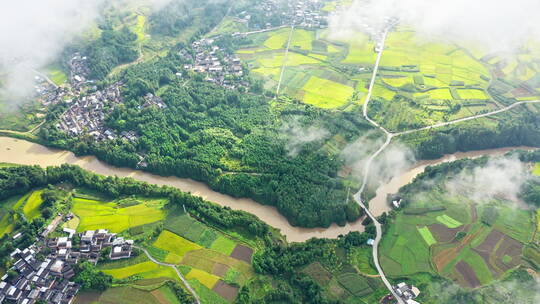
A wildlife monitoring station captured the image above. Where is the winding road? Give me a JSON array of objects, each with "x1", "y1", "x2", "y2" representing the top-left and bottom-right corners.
[
  {"x1": 353, "y1": 21, "x2": 540, "y2": 303},
  {"x1": 352, "y1": 26, "x2": 404, "y2": 303},
  {"x1": 135, "y1": 246, "x2": 201, "y2": 304}
]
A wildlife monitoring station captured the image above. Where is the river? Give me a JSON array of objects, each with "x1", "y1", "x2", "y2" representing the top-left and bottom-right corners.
[{"x1": 0, "y1": 136, "x2": 531, "y2": 242}]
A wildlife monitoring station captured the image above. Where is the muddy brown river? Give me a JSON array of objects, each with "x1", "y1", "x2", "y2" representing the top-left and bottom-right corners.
[{"x1": 0, "y1": 136, "x2": 531, "y2": 242}]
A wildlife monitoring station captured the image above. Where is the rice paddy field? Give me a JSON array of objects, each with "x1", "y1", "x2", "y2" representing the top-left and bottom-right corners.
[
  {"x1": 0, "y1": 189, "x2": 49, "y2": 237},
  {"x1": 77, "y1": 277, "x2": 183, "y2": 304},
  {"x1": 381, "y1": 183, "x2": 537, "y2": 290},
  {"x1": 97, "y1": 209, "x2": 257, "y2": 303},
  {"x1": 72, "y1": 197, "x2": 165, "y2": 233},
  {"x1": 236, "y1": 27, "x2": 366, "y2": 109}
]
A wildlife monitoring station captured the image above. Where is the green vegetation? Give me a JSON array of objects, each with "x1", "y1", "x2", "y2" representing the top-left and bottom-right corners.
[
  {"x1": 22, "y1": 190, "x2": 44, "y2": 221},
  {"x1": 436, "y1": 214, "x2": 463, "y2": 228},
  {"x1": 533, "y1": 163, "x2": 540, "y2": 176},
  {"x1": 85, "y1": 26, "x2": 139, "y2": 80},
  {"x1": 385, "y1": 156, "x2": 538, "y2": 291},
  {"x1": 417, "y1": 226, "x2": 437, "y2": 246},
  {"x1": 153, "y1": 231, "x2": 203, "y2": 263},
  {"x1": 210, "y1": 236, "x2": 237, "y2": 256},
  {"x1": 41, "y1": 49, "x2": 369, "y2": 228},
  {"x1": 74, "y1": 261, "x2": 113, "y2": 291},
  {"x1": 72, "y1": 197, "x2": 165, "y2": 233}
]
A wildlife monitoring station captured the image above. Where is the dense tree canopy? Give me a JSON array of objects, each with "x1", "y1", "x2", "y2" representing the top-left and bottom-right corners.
[{"x1": 41, "y1": 52, "x2": 370, "y2": 228}]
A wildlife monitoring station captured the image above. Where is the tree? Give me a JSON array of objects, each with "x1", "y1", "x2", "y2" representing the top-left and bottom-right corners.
[{"x1": 74, "y1": 261, "x2": 112, "y2": 291}]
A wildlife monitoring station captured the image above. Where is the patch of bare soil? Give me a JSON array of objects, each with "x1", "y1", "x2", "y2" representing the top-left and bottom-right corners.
[
  {"x1": 430, "y1": 223, "x2": 459, "y2": 243},
  {"x1": 230, "y1": 244, "x2": 253, "y2": 263},
  {"x1": 456, "y1": 261, "x2": 481, "y2": 288},
  {"x1": 212, "y1": 280, "x2": 239, "y2": 302},
  {"x1": 212, "y1": 263, "x2": 229, "y2": 277},
  {"x1": 475, "y1": 229, "x2": 504, "y2": 252}
]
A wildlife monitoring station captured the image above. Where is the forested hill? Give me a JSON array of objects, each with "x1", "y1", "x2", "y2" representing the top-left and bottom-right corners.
[{"x1": 40, "y1": 52, "x2": 374, "y2": 228}]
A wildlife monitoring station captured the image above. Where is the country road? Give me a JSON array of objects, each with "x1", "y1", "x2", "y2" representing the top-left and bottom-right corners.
[
  {"x1": 395, "y1": 99, "x2": 540, "y2": 136},
  {"x1": 135, "y1": 246, "x2": 201, "y2": 304},
  {"x1": 352, "y1": 26, "x2": 405, "y2": 304},
  {"x1": 275, "y1": 25, "x2": 295, "y2": 96},
  {"x1": 352, "y1": 20, "x2": 540, "y2": 304}
]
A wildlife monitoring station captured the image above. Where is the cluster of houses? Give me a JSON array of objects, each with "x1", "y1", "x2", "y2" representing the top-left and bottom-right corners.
[
  {"x1": 289, "y1": 0, "x2": 325, "y2": 28},
  {"x1": 393, "y1": 282, "x2": 421, "y2": 304},
  {"x1": 56, "y1": 82, "x2": 125, "y2": 142},
  {"x1": 34, "y1": 77, "x2": 60, "y2": 107},
  {"x1": 182, "y1": 38, "x2": 248, "y2": 89},
  {"x1": 0, "y1": 229, "x2": 133, "y2": 304},
  {"x1": 236, "y1": 0, "x2": 326, "y2": 30},
  {"x1": 68, "y1": 53, "x2": 92, "y2": 90}
]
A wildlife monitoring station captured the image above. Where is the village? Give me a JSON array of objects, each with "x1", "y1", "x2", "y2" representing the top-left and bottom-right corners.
[
  {"x1": 0, "y1": 213, "x2": 134, "y2": 304},
  {"x1": 234, "y1": 0, "x2": 326, "y2": 30},
  {"x1": 181, "y1": 38, "x2": 249, "y2": 90}
]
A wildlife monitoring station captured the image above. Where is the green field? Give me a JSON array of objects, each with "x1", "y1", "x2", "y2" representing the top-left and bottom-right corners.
[
  {"x1": 185, "y1": 268, "x2": 220, "y2": 289},
  {"x1": 45, "y1": 65, "x2": 68, "y2": 85},
  {"x1": 73, "y1": 197, "x2": 165, "y2": 233},
  {"x1": 209, "y1": 235, "x2": 237, "y2": 256},
  {"x1": 301, "y1": 76, "x2": 354, "y2": 108},
  {"x1": 436, "y1": 215, "x2": 463, "y2": 228},
  {"x1": 457, "y1": 89, "x2": 488, "y2": 99},
  {"x1": 237, "y1": 27, "x2": 365, "y2": 109},
  {"x1": 153, "y1": 231, "x2": 203, "y2": 264},
  {"x1": 103, "y1": 261, "x2": 160, "y2": 279},
  {"x1": 263, "y1": 28, "x2": 291, "y2": 49},
  {"x1": 417, "y1": 226, "x2": 437, "y2": 246},
  {"x1": 22, "y1": 190, "x2": 44, "y2": 221},
  {"x1": 382, "y1": 167, "x2": 537, "y2": 289},
  {"x1": 533, "y1": 163, "x2": 540, "y2": 176}
]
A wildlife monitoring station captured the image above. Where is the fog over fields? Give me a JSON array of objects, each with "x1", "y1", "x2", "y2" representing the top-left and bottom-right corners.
[{"x1": 329, "y1": 0, "x2": 540, "y2": 53}]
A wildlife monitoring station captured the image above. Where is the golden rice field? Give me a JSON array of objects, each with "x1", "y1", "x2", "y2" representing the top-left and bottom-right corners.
[
  {"x1": 301, "y1": 76, "x2": 354, "y2": 108},
  {"x1": 72, "y1": 198, "x2": 165, "y2": 233}
]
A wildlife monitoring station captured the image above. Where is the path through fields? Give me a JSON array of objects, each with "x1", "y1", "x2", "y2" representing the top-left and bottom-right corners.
[
  {"x1": 135, "y1": 246, "x2": 201, "y2": 304},
  {"x1": 275, "y1": 25, "x2": 295, "y2": 96}
]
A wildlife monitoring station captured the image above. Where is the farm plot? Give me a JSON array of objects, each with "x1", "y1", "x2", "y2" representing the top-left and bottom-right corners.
[
  {"x1": 379, "y1": 217, "x2": 432, "y2": 275},
  {"x1": 368, "y1": 28, "x2": 496, "y2": 130},
  {"x1": 533, "y1": 163, "x2": 540, "y2": 176},
  {"x1": 186, "y1": 268, "x2": 220, "y2": 289},
  {"x1": 455, "y1": 260, "x2": 481, "y2": 288},
  {"x1": 153, "y1": 230, "x2": 203, "y2": 264},
  {"x1": 301, "y1": 76, "x2": 354, "y2": 108},
  {"x1": 457, "y1": 89, "x2": 488, "y2": 100},
  {"x1": 102, "y1": 261, "x2": 160, "y2": 279},
  {"x1": 417, "y1": 226, "x2": 437, "y2": 246},
  {"x1": 302, "y1": 262, "x2": 333, "y2": 286},
  {"x1": 336, "y1": 273, "x2": 374, "y2": 297},
  {"x1": 386, "y1": 183, "x2": 536, "y2": 289},
  {"x1": 212, "y1": 280, "x2": 239, "y2": 302},
  {"x1": 73, "y1": 198, "x2": 165, "y2": 233},
  {"x1": 22, "y1": 190, "x2": 44, "y2": 221},
  {"x1": 429, "y1": 224, "x2": 459, "y2": 242},
  {"x1": 436, "y1": 215, "x2": 463, "y2": 228},
  {"x1": 0, "y1": 194, "x2": 25, "y2": 237}
]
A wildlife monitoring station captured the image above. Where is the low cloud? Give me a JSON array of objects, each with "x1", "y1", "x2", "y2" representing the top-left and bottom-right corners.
[
  {"x1": 280, "y1": 118, "x2": 330, "y2": 157},
  {"x1": 341, "y1": 132, "x2": 415, "y2": 185},
  {"x1": 0, "y1": 0, "x2": 172, "y2": 104},
  {"x1": 445, "y1": 156, "x2": 529, "y2": 204},
  {"x1": 329, "y1": 0, "x2": 540, "y2": 53}
]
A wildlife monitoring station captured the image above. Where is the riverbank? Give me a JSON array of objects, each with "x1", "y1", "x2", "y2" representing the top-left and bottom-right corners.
[
  {"x1": 0, "y1": 136, "x2": 363, "y2": 242},
  {"x1": 0, "y1": 136, "x2": 532, "y2": 242}
]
